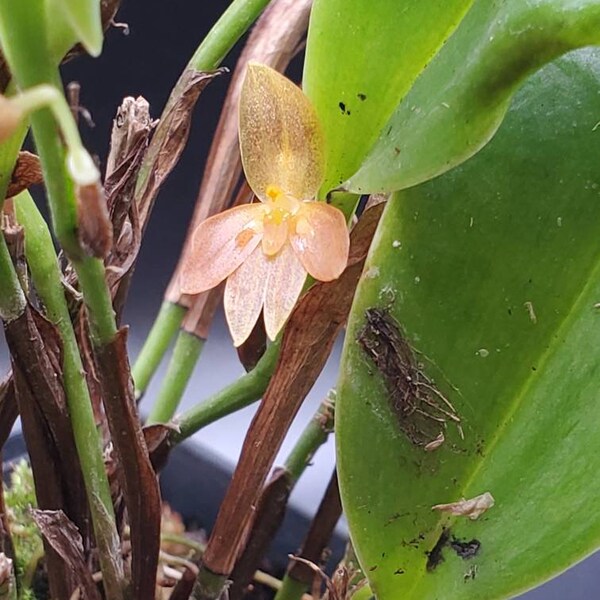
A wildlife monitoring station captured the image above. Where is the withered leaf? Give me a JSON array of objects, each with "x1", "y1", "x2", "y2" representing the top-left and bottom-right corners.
[
  {"x1": 229, "y1": 469, "x2": 293, "y2": 600},
  {"x1": 76, "y1": 182, "x2": 113, "y2": 259},
  {"x1": 32, "y1": 509, "x2": 101, "y2": 600},
  {"x1": 135, "y1": 68, "x2": 226, "y2": 227},
  {"x1": 4, "y1": 306, "x2": 88, "y2": 599},
  {"x1": 94, "y1": 328, "x2": 161, "y2": 599},
  {"x1": 202, "y1": 203, "x2": 384, "y2": 576},
  {"x1": 287, "y1": 470, "x2": 342, "y2": 586},
  {"x1": 6, "y1": 152, "x2": 43, "y2": 198}
]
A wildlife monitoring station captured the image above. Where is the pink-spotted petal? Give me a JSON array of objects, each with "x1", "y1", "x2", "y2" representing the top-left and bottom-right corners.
[
  {"x1": 290, "y1": 202, "x2": 349, "y2": 281},
  {"x1": 224, "y1": 244, "x2": 269, "y2": 347},
  {"x1": 263, "y1": 244, "x2": 307, "y2": 341},
  {"x1": 180, "y1": 204, "x2": 264, "y2": 295},
  {"x1": 239, "y1": 63, "x2": 324, "y2": 202}
]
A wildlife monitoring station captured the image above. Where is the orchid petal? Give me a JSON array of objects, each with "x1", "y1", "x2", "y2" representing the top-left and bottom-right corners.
[
  {"x1": 290, "y1": 202, "x2": 349, "y2": 281},
  {"x1": 239, "y1": 63, "x2": 324, "y2": 202},
  {"x1": 224, "y1": 244, "x2": 269, "y2": 347},
  {"x1": 263, "y1": 244, "x2": 307, "y2": 341},
  {"x1": 180, "y1": 204, "x2": 264, "y2": 295}
]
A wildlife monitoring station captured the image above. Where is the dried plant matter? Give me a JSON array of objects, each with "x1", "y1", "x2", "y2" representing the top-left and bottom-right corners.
[
  {"x1": 32, "y1": 510, "x2": 100, "y2": 600},
  {"x1": 432, "y1": 492, "x2": 495, "y2": 520}
]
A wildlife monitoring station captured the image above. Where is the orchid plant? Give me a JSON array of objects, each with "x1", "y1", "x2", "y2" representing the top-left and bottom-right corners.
[{"x1": 0, "y1": 0, "x2": 599, "y2": 600}]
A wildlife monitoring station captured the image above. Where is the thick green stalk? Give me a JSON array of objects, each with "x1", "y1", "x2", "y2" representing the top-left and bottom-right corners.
[
  {"x1": 14, "y1": 191, "x2": 125, "y2": 599},
  {"x1": 132, "y1": 301, "x2": 186, "y2": 399},
  {"x1": 172, "y1": 339, "x2": 280, "y2": 443},
  {"x1": 0, "y1": 235, "x2": 26, "y2": 322},
  {"x1": 146, "y1": 330, "x2": 205, "y2": 424},
  {"x1": 188, "y1": 0, "x2": 271, "y2": 70},
  {"x1": 273, "y1": 576, "x2": 307, "y2": 600}
]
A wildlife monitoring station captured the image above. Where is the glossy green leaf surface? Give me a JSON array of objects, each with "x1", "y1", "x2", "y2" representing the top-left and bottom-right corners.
[
  {"x1": 45, "y1": 0, "x2": 103, "y2": 57},
  {"x1": 346, "y1": 0, "x2": 600, "y2": 194},
  {"x1": 302, "y1": 0, "x2": 474, "y2": 194},
  {"x1": 337, "y1": 48, "x2": 600, "y2": 599}
]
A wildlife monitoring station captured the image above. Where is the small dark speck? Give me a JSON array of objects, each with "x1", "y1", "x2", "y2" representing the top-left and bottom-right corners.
[
  {"x1": 507, "y1": 308, "x2": 512, "y2": 316},
  {"x1": 531, "y1": 366, "x2": 537, "y2": 371},
  {"x1": 369, "y1": 565, "x2": 378, "y2": 572},
  {"x1": 339, "y1": 101, "x2": 346, "y2": 113},
  {"x1": 394, "y1": 147, "x2": 401, "y2": 155},
  {"x1": 394, "y1": 568, "x2": 405, "y2": 575},
  {"x1": 381, "y1": 552, "x2": 386, "y2": 558},
  {"x1": 386, "y1": 126, "x2": 392, "y2": 136},
  {"x1": 357, "y1": 93, "x2": 367, "y2": 101}
]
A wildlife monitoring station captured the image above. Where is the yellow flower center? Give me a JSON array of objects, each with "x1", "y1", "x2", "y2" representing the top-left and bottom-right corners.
[{"x1": 261, "y1": 185, "x2": 301, "y2": 256}]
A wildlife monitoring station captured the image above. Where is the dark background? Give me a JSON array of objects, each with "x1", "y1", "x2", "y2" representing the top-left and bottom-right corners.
[{"x1": 5, "y1": 0, "x2": 600, "y2": 597}]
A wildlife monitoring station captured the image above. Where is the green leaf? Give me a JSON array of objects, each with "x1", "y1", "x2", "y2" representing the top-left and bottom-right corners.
[
  {"x1": 345, "y1": 0, "x2": 600, "y2": 194},
  {"x1": 302, "y1": 0, "x2": 475, "y2": 195},
  {"x1": 45, "y1": 0, "x2": 103, "y2": 57},
  {"x1": 337, "y1": 48, "x2": 600, "y2": 600}
]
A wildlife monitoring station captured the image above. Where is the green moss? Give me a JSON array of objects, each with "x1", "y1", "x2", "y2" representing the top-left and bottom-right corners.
[{"x1": 4, "y1": 460, "x2": 43, "y2": 597}]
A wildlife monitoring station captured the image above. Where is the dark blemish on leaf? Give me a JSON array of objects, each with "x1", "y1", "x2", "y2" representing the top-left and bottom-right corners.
[
  {"x1": 386, "y1": 125, "x2": 392, "y2": 136},
  {"x1": 450, "y1": 537, "x2": 481, "y2": 560},
  {"x1": 385, "y1": 512, "x2": 408, "y2": 526},
  {"x1": 357, "y1": 93, "x2": 367, "y2": 101},
  {"x1": 394, "y1": 568, "x2": 405, "y2": 575},
  {"x1": 358, "y1": 308, "x2": 461, "y2": 447},
  {"x1": 426, "y1": 529, "x2": 450, "y2": 571},
  {"x1": 394, "y1": 147, "x2": 401, "y2": 155},
  {"x1": 531, "y1": 366, "x2": 537, "y2": 371},
  {"x1": 369, "y1": 565, "x2": 378, "y2": 572},
  {"x1": 507, "y1": 308, "x2": 513, "y2": 316},
  {"x1": 338, "y1": 102, "x2": 351, "y2": 115}
]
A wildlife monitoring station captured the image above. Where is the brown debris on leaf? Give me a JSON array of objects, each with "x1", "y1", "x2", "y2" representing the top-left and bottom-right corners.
[
  {"x1": 32, "y1": 509, "x2": 101, "y2": 600},
  {"x1": 6, "y1": 152, "x2": 43, "y2": 198},
  {"x1": 432, "y1": 492, "x2": 495, "y2": 520},
  {"x1": 358, "y1": 307, "x2": 460, "y2": 447}
]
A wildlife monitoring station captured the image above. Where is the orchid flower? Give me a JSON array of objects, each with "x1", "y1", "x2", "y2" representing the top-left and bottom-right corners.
[{"x1": 180, "y1": 63, "x2": 350, "y2": 347}]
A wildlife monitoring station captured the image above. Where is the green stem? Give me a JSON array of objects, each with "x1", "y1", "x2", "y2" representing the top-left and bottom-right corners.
[
  {"x1": 283, "y1": 391, "x2": 335, "y2": 483},
  {"x1": 14, "y1": 191, "x2": 125, "y2": 599},
  {"x1": 132, "y1": 301, "x2": 186, "y2": 399},
  {"x1": 0, "y1": 0, "x2": 117, "y2": 345},
  {"x1": 172, "y1": 339, "x2": 281, "y2": 443},
  {"x1": 188, "y1": 0, "x2": 272, "y2": 71},
  {"x1": 273, "y1": 576, "x2": 308, "y2": 600},
  {"x1": 75, "y1": 255, "x2": 117, "y2": 343},
  {"x1": 0, "y1": 235, "x2": 26, "y2": 322},
  {"x1": 146, "y1": 330, "x2": 205, "y2": 424}
]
